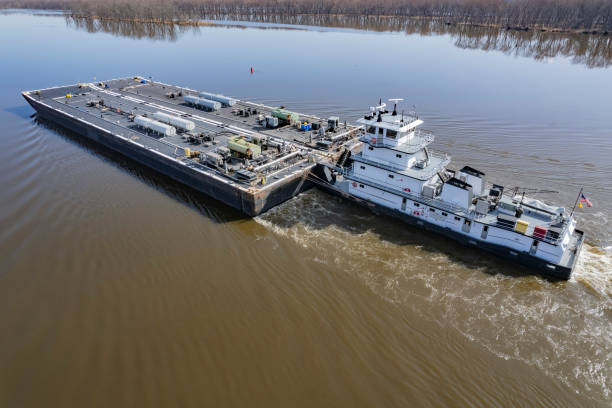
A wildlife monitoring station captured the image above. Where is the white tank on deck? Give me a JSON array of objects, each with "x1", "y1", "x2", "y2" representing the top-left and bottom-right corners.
[
  {"x1": 134, "y1": 115, "x2": 176, "y2": 136},
  {"x1": 152, "y1": 111, "x2": 195, "y2": 131},
  {"x1": 199, "y1": 91, "x2": 237, "y2": 107},
  {"x1": 184, "y1": 95, "x2": 221, "y2": 111}
]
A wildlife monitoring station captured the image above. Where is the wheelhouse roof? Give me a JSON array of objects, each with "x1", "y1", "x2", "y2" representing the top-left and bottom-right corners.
[{"x1": 357, "y1": 113, "x2": 423, "y2": 132}]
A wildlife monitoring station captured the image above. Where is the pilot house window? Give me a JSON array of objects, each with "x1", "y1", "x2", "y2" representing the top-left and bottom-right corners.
[
  {"x1": 366, "y1": 126, "x2": 377, "y2": 134},
  {"x1": 386, "y1": 129, "x2": 397, "y2": 139}
]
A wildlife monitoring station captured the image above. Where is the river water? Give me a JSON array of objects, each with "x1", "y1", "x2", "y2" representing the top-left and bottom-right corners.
[{"x1": 0, "y1": 10, "x2": 610, "y2": 407}]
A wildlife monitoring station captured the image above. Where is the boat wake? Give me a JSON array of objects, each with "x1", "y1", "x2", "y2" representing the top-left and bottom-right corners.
[{"x1": 255, "y1": 189, "x2": 612, "y2": 402}]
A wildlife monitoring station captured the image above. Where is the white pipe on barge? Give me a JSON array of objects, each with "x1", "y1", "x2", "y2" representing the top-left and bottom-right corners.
[
  {"x1": 152, "y1": 111, "x2": 195, "y2": 131},
  {"x1": 199, "y1": 91, "x2": 237, "y2": 107},
  {"x1": 134, "y1": 115, "x2": 176, "y2": 136},
  {"x1": 253, "y1": 150, "x2": 303, "y2": 173},
  {"x1": 184, "y1": 95, "x2": 221, "y2": 111}
]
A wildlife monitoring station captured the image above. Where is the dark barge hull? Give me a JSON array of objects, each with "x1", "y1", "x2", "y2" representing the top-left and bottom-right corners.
[
  {"x1": 313, "y1": 174, "x2": 584, "y2": 280},
  {"x1": 24, "y1": 94, "x2": 312, "y2": 217}
]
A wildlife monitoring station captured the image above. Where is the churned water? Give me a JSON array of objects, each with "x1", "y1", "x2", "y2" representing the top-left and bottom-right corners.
[{"x1": 0, "y1": 10, "x2": 610, "y2": 407}]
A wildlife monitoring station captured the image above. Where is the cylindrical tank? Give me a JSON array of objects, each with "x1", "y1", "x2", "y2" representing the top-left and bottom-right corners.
[
  {"x1": 134, "y1": 115, "x2": 176, "y2": 136},
  {"x1": 199, "y1": 92, "x2": 237, "y2": 107},
  {"x1": 228, "y1": 135, "x2": 261, "y2": 158},
  {"x1": 271, "y1": 108, "x2": 300, "y2": 125},
  {"x1": 184, "y1": 95, "x2": 221, "y2": 111},
  {"x1": 152, "y1": 111, "x2": 195, "y2": 131}
]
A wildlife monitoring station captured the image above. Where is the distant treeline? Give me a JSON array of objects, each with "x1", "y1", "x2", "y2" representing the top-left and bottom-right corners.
[
  {"x1": 4, "y1": 0, "x2": 612, "y2": 32},
  {"x1": 64, "y1": 14, "x2": 612, "y2": 68}
]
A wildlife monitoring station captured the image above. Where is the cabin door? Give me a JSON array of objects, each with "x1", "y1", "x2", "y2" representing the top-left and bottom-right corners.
[{"x1": 530, "y1": 240, "x2": 539, "y2": 255}]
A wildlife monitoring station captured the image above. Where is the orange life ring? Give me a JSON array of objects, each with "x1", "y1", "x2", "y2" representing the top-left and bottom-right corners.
[
  {"x1": 371, "y1": 137, "x2": 376, "y2": 144},
  {"x1": 352, "y1": 181, "x2": 358, "y2": 187}
]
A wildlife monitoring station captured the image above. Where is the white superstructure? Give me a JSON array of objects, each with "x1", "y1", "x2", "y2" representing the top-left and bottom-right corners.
[{"x1": 332, "y1": 101, "x2": 583, "y2": 278}]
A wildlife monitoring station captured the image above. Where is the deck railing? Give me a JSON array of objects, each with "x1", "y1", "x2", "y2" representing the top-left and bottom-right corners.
[
  {"x1": 344, "y1": 172, "x2": 467, "y2": 215},
  {"x1": 345, "y1": 170, "x2": 566, "y2": 245},
  {"x1": 360, "y1": 128, "x2": 434, "y2": 151},
  {"x1": 352, "y1": 150, "x2": 450, "y2": 179}
]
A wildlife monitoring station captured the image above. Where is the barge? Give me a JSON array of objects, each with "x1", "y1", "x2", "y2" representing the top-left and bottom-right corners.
[{"x1": 22, "y1": 76, "x2": 360, "y2": 216}]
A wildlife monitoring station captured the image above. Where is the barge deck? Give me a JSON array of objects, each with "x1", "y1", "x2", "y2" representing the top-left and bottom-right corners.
[{"x1": 22, "y1": 76, "x2": 361, "y2": 216}]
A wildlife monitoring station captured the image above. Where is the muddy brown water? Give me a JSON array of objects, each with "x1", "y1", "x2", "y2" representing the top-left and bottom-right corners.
[{"x1": 0, "y1": 11, "x2": 610, "y2": 407}]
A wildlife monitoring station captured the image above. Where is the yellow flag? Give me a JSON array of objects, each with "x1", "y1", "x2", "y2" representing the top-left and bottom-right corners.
[{"x1": 578, "y1": 202, "x2": 583, "y2": 208}]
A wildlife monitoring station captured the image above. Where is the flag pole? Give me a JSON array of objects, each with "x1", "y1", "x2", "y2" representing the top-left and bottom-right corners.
[{"x1": 570, "y1": 187, "x2": 583, "y2": 217}]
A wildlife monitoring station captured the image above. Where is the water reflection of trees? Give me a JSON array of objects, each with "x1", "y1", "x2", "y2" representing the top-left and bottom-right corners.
[
  {"x1": 65, "y1": 14, "x2": 611, "y2": 68},
  {"x1": 450, "y1": 25, "x2": 612, "y2": 68},
  {"x1": 65, "y1": 15, "x2": 198, "y2": 41}
]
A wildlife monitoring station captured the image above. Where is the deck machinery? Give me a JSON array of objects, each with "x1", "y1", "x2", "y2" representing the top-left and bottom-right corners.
[{"x1": 22, "y1": 76, "x2": 361, "y2": 216}]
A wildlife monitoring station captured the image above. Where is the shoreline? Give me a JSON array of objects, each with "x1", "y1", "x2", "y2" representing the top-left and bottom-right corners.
[{"x1": 50, "y1": 13, "x2": 612, "y2": 36}]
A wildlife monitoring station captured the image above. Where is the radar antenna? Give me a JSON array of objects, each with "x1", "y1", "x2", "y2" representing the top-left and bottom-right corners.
[
  {"x1": 369, "y1": 99, "x2": 387, "y2": 113},
  {"x1": 389, "y1": 98, "x2": 403, "y2": 117}
]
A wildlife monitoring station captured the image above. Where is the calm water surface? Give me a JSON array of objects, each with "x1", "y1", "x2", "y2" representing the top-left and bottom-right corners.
[{"x1": 0, "y1": 11, "x2": 611, "y2": 407}]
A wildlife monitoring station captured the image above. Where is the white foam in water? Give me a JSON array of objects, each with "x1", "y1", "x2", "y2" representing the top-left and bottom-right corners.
[
  {"x1": 255, "y1": 190, "x2": 612, "y2": 401},
  {"x1": 573, "y1": 243, "x2": 612, "y2": 298}
]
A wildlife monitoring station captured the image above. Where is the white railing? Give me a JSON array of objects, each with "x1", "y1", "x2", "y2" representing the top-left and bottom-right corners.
[
  {"x1": 345, "y1": 170, "x2": 565, "y2": 245},
  {"x1": 360, "y1": 128, "x2": 434, "y2": 152},
  {"x1": 344, "y1": 172, "x2": 467, "y2": 215}
]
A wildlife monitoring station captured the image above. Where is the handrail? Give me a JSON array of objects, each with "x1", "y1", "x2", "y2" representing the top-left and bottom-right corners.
[
  {"x1": 360, "y1": 128, "x2": 434, "y2": 151},
  {"x1": 345, "y1": 171, "x2": 563, "y2": 245},
  {"x1": 351, "y1": 152, "x2": 450, "y2": 180},
  {"x1": 344, "y1": 172, "x2": 467, "y2": 215}
]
